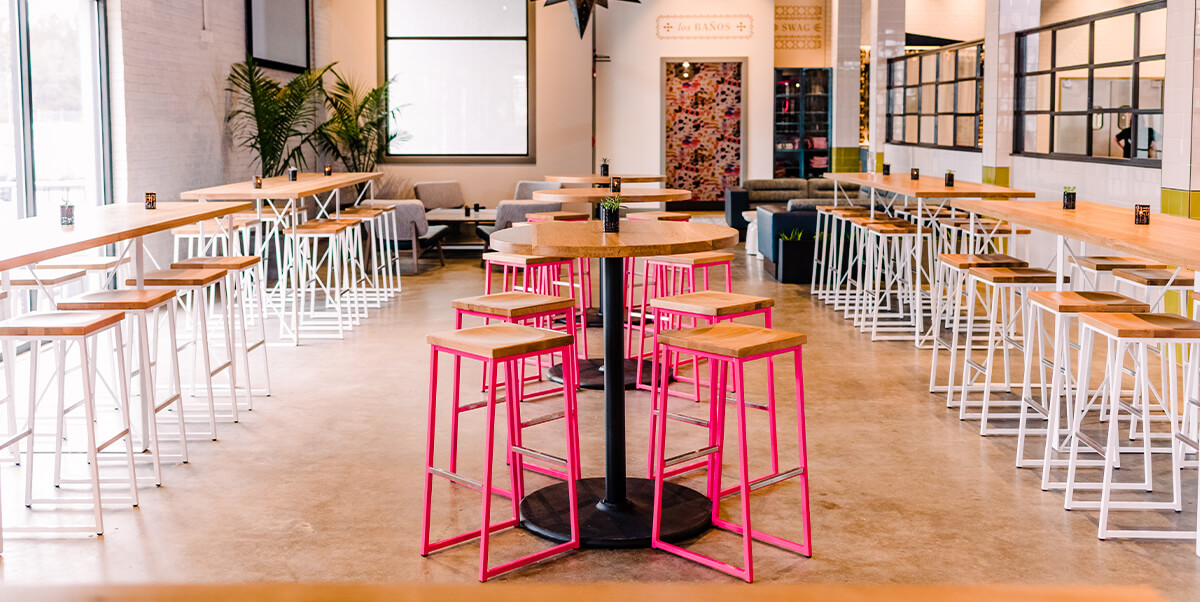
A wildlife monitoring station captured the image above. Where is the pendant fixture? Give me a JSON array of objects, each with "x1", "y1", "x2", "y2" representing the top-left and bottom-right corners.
[{"x1": 539, "y1": 0, "x2": 641, "y2": 38}]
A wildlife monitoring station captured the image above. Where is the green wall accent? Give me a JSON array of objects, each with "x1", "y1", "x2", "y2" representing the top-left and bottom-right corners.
[
  {"x1": 874, "y1": 152, "x2": 884, "y2": 172},
  {"x1": 831, "y1": 147, "x2": 860, "y2": 172},
  {"x1": 981, "y1": 166, "x2": 1010, "y2": 187}
]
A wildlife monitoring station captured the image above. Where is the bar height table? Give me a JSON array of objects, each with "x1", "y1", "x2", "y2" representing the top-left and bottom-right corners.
[{"x1": 489, "y1": 219, "x2": 739, "y2": 548}]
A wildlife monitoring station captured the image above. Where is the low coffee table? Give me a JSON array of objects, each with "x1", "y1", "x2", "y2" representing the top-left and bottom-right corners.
[{"x1": 425, "y1": 208, "x2": 497, "y2": 250}]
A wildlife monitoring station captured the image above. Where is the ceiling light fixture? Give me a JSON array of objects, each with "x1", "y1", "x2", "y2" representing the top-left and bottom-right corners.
[{"x1": 538, "y1": 0, "x2": 641, "y2": 38}]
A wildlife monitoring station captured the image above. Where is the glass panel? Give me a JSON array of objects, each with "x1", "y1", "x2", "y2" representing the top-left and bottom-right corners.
[
  {"x1": 1055, "y1": 25, "x2": 1089, "y2": 68},
  {"x1": 905, "y1": 87, "x2": 918, "y2": 113},
  {"x1": 957, "y1": 81, "x2": 976, "y2": 113},
  {"x1": 937, "y1": 83, "x2": 954, "y2": 113},
  {"x1": 1096, "y1": 111, "x2": 1127, "y2": 158},
  {"x1": 388, "y1": 39, "x2": 529, "y2": 155},
  {"x1": 1139, "y1": 9, "x2": 1166, "y2": 57},
  {"x1": 958, "y1": 46, "x2": 979, "y2": 78},
  {"x1": 890, "y1": 89, "x2": 903, "y2": 114},
  {"x1": 891, "y1": 61, "x2": 904, "y2": 86},
  {"x1": 1021, "y1": 114, "x2": 1050, "y2": 154},
  {"x1": 1135, "y1": 113, "x2": 1163, "y2": 160},
  {"x1": 920, "y1": 84, "x2": 934, "y2": 113},
  {"x1": 904, "y1": 116, "x2": 918, "y2": 143},
  {"x1": 1054, "y1": 115, "x2": 1088, "y2": 154},
  {"x1": 0, "y1": 0, "x2": 19, "y2": 224},
  {"x1": 1092, "y1": 65, "x2": 1133, "y2": 111},
  {"x1": 387, "y1": 0, "x2": 526, "y2": 37},
  {"x1": 890, "y1": 116, "x2": 903, "y2": 141},
  {"x1": 939, "y1": 51, "x2": 955, "y2": 82},
  {"x1": 1093, "y1": 13, "x2": 1133, "y2": 65},
  {"x1": 921, "y1": 54, "x2": 937, "y2": 83},
  {"x1": 906, "y1": 57, "x2": 919, "y2": 85},
  {"x1": 1020, "y1": 73, "x2": 1051, "y2": 111},
  {"x1": 29, "y1": 0, "x2": 102, "y2": 214},
  {"x1": 956, "y1": 116, "x2": 977, "y2": 147},
  {"x1": 1055, "y1": 69, "x2": 1088, "y2": 112},
  {"x1": 920, "y1": 116, "x2": 935, "y2": 143},
  {"x1": 937, "y1": 115, "x2": 953, "y2": 146},
  {"x1": 1138, "y1": 60, "x2": 1164, "y2": 110}
]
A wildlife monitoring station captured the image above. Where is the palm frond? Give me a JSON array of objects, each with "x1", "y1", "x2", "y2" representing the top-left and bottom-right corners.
[{"x1": 226, "y1": 58, "x2": 332, "y2": 177}]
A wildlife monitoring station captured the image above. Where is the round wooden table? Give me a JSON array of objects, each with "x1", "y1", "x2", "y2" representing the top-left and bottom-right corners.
[
  {"x1": 532, "y1": 187, "x2": 692, "y2": 203},
  {"x1": 545, "y1": 174, "x2": 668, "y2": 185},
  {"x1": 489, "y1": 219, "x2": 739, "y2": 549}
]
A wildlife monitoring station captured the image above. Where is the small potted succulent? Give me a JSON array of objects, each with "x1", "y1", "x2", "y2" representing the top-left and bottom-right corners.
[
  {"x1": 910, "y1": 167, "x2": 920, "y2": 180},
  {"x1": 944, "y1": 170, "x2": 954, "y2": 187},
  {"x1": 599, "y1": 157, "x2": 610, "y2": 177},
  {"x1": 1062, "y1": 186, "x2": 1076, "y2": 210},
  {"x1": 599, "y1": 195, "x2": 623, "y2": 233},
  {"x1": 60, "y1": 197, "x2": 75, "y2": 226},
  {"x1": 773, "y1": 228, "x2": 813, "y2": 284}
]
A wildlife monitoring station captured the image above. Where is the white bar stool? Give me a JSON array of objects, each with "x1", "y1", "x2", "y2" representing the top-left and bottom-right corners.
[
  {"x1": 1068, "y1": 256, "x2": 1167, "y2": 292},
  {"x1": 1112, "y1": 268, "x2": 1195, "y2": 313},
  {"x1": 9, "y1": 269, "x2": 88, "y2": 311}
]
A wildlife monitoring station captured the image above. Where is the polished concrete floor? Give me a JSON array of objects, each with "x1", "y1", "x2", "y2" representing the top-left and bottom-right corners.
[{"x1": 0, "y1": 246, "x2": 1196, "y2": 600}]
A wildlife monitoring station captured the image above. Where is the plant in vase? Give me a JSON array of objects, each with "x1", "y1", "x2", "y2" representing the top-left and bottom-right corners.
[
  {"x1": 60, "y1": 198, "x2": 74, "y2": 226},
  {"x1": 226, "y1": 58, "x2": 331, "y2": 178},
  {"x1": 944, "y1": 170, "x2": 955, "y2": 187},
  {"x1": 1063, "y1": 186, "x2": 1076, "y2": 210},
  {"x1": 774, "y1": 228, "x2": 813, "y2": 284},
  {"x1": 599, "y1": 195, "x2": 623, "y2": 232},
  {"x1": 600, "y1": 157, "x2": 610, "y2": 177},
  {"x1": 315, "y1": 71, "x2": 407, "y2": 194}
]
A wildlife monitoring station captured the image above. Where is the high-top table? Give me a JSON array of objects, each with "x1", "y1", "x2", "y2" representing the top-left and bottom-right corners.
[
  {"x1": 489, "y1": 219, "x2": 739, "y2": 548},
  {"x1": 181, "y1": 172, "x2": 383, "y2": 345},
  {"x1": 823, "y1": 173, "x2": 1035, "y2": 347},
  {"x1": 545, "y1": 174, "x2": 668, "y2": 186},
  {"x1": 948, "y1": 199, "x2": 1200, "y2": 297}
]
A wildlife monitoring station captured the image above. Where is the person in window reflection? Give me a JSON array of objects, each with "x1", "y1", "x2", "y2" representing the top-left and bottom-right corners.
[{"x1": 1115, "y1": 112, "x2": 1155, "y2": 159}]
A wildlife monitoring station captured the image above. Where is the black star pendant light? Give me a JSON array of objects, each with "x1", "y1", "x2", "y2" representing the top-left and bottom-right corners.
[{"x1": 539, "y1": 0, "x2": 641, "y2": 38}]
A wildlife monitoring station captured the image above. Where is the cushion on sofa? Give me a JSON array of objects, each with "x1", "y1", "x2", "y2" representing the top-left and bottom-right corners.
[
  {"x1": 786, "y1": 198, "x2": 837, "y2": 211},
  {"x1": 750, "y1": 190, "x2": 804, "y2": 203},
  {"x1": 746, "y1": 178, "x2": 807, "y2": 192},
  {"x1": 807, "y1": 179, "x2": 861, "y2": 199}
]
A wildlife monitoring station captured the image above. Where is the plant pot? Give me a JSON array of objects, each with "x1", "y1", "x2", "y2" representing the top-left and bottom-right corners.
[
  {"x1": 60, "y1": 205, "x2": 74, "y2": 226},
  {"x1": 774, "y1": 238, "x2": 814, "y2": 284},
  {"x1": 1063, "y1": 192, "x2": 1076, "y2": 210},
  {"x1": 910, "y1": 168, "x2": 920, "y2": 180},
  {"x1": 600, "y1": 164, "x2": 610, "y2": 177},
  {"x1": 944, "y1": 173, "x2": 954, "y2": 187},
  {"x1": 601, "y1": 207, "x2": 620, "y2": 232}
]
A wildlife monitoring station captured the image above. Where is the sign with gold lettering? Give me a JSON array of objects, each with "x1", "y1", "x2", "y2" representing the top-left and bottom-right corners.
[
  {"x1": 656, "y1": 15, "x2": 754, "y2": 40},
  {"x1": 775, "y1": 0, "x2": 827, "y2": 67}
]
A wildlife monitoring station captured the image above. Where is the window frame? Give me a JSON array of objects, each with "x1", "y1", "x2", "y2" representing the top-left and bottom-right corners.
[
  {"x1": 884, "y1": 39, "x2": 984, "y2": 152},
  {"x1": 1012, "y1": 0, "x2": 1165, "y2": 167},
  {"x1": 379, "y1": 0, "x2": 536, "y2": 164}
]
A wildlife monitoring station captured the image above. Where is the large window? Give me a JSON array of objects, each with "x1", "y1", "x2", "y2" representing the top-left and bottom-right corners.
[
  {"x1": 0, "y1": 0, "x2": 110, "y2": 227},
  {"x1": 383, "y1": 0, "x2": 532, "y2": 160},
  {"x1": 885, "y1": 41, "x2": 983, "y2": 151},
  {"x1": 1014, "y1": 1, "x2": 1165, "y2": 164}
]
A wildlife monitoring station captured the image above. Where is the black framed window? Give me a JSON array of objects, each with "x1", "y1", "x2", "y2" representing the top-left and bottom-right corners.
[
  {"x1": 885, "y1": 41, "x2": 983, "y2": 151},
  {"x1": 1014, "y1": 1, "x2": 1164, "y2": 165},
  {"x1": 382, "y1": 0, "x2": 533, "y2": 161}
]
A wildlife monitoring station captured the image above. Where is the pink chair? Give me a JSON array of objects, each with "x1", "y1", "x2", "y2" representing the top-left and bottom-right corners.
[
  {"x1": 421, "y1": 323, "x2": 581, "y2": 582},
  {"x1": 648, "y1": 322, "x2": 812, "y2": 582}
]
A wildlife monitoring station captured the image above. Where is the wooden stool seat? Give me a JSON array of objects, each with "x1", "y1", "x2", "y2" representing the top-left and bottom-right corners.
[
  {"x1": 627, "y1": 211, "x2": 690, "y2": 222},
  {"x1": 37, "y1": 255, "x2": 131, "y2": 271},
  {"x1": 126, "y1": 268, "x2": 228, "y2": 288},
  {"x1": 650, "y1": 291, "x2": 774, "y2": 317},
  {"x1": 526, "y1": 211, "x2": 589, "y2": 221},
  {"x1": 939, "y1": 254, "x2": 1028, "y2": 270},
  {"x1": 57, "y1": 289, "x2": 177, "y2": 311},
  {"x1": 968, "y1": 267, "x2": 1063, "y2": 284},
  {"x1": 1079, "y1": 312, "x2": 1200, "y2": 339},
  {"x1": 866, "y1": 222, "x2": 918, "y2": 234},
  {"x1": 648, "y1": 251, "x2": 735, "y2": 266},
  {"x1": 1070, "y1": 256, "x2": 1168, "y2": 271},
  {"x1": 817, "y1": 206, "x2": 871, "y2": 214},
  {"x1": 171, "y1": 256, "x2": 261, "y2": 271},
  {"x1": 1027, "y1": 291, "x2": 1150, "y2": 314},
  {"x1": 0, "y1": 310, "x2": 125, "y2": 337},
  {"x1": 1111, "y1": 268, "x2": 1195, "y2": 287},
  {"x1": 339, "y1": 207, "x2": 388, "y2": 218},
  {"x1": 966, "y1": 224, "x2": 1032, "y2": 236},
  {"x1": 11, "y1": 268, "x2": 87, "y2": 287},
  {"x1": 292, "y1": 221, "x2": 352, "y2": 236},
  {"x1": 451, "y1": 292, "x2": 576, "y2": 318},
  {"x1": 849, "y1": 216, "x2": 908, "y2": 226},
  {"x1": 658, "y1": 322, "x2": 806, "y2": 359},
  {"x1": 482, "y1": 252, "x2": 570, "y2": 266},
  {"x1": 427, "y1": 323, "x2": 574, "y2": 359}
]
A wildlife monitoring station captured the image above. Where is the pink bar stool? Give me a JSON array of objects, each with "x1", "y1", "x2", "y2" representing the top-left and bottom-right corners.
[
  {"x1": 421, "y1": 323, "x2": 581, "y2": 582},
  {"x1": 648, "y1": 322, "x2": 812, "y2": 582},
  {"x1": 483, "y1": 252, "x2": 588, "y2": 353},
  {"x1": 629, "y1": 251, "x2": 734, "y2": 359}
]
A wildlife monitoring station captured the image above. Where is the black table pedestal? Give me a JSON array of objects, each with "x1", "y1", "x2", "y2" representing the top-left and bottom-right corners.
[{"x1": 547, "y1": 358, "x2": 655, "y2": 390}]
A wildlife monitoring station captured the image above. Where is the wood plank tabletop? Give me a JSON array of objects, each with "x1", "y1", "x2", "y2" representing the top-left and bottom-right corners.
[
  {"x1": 532, "y1": 187, "x2": 692, "y2": 203},
  {"x1": 180, "y1": 172, "x2": 383, "y2": 200},
  {"x1": 0, "y1": 201, "x2": 252, "y2": 271},
  {"x1": 489, "y1": 219, "x2": 737, "y2": 258},
  {"x1": 825, "y1": 172, "x2": 1036, "y2": 199},
  {"x1": 949, "y1": 199, "x2": 1200, "y2": 271},
  {"x1": 545, "y1": 174, "x2": 667, "y2": 184}
]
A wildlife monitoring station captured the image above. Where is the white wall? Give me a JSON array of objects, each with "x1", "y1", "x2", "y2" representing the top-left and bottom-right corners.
[
  {"x1": 595, "y1": 0, "x2": 777, "y2": 183},
  {"x1": 881, "y1": 144, "x2": 983, "y2": 182},
  {"x1": 862, "y1": 0, "x2": 987, "y2": 44}
]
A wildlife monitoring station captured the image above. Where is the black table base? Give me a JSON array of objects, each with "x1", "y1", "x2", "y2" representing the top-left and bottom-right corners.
[
  {"x1": 520, "y1": 477, "x2": 712, "y2": 548},
  {"x1": 547, "y1": 358, "x2": 656, "y2": 390}
]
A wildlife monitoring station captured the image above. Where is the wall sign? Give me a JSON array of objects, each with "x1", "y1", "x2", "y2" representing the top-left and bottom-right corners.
[
  {"x1": 656, "y1": 15, "x2": 754, "y2": 40},
  {"x1": 774, "y1": 0, "x2": 827, "y2": 68}
]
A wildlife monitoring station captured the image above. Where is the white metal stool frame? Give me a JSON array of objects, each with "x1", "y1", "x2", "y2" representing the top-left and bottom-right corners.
[
  {"x1": 859, "y1": 224, "x2": 925, "y2": 342},
  {"x1": 814, "y1": 208, "x2": 872, "y2": 304},
  {"x1": 288, "y1": 222, "x2": 356, "y2": 340}
]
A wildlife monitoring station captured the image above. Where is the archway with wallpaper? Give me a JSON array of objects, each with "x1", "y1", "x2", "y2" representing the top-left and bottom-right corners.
[{"x1": 663, "y1": 60, "x2": 743, "y2": 207}]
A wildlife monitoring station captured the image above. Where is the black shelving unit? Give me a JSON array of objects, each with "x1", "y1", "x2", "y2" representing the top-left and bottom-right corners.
[{"x1": 773, "y1": 68, "x2": 831, "y2": 179}]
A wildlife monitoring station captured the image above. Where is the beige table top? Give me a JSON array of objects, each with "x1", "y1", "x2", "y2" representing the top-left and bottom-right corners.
[
  {"x1": 0, "y1": 201, "x2": 252, "y2": 271},
  {"x1": 532, "y1": 188, "x2": 692, "y2": 203},
  {"x1": 545, "y1": 174, "x2": 668, "y2": 184},
  {"x1": 950, "y1": 199, "x2": 1200, "y2": 271},
  {"x1": 825, "y1": 172, "x2": 1035, "y2": 199},
  {"x1": 425, "y1": 207, "x2": 498, "y2": 222},
  {"x1": 489, "y1": 219, "x2": 737, "y2": 258},
  {"x1": 180, "y1": 172, "x2": 383, "y2": 201}
]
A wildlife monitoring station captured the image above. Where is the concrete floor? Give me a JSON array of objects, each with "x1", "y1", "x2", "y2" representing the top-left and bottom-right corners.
[{"x1": 0, "y1": 246, "x2": 1197, "y2": 600}]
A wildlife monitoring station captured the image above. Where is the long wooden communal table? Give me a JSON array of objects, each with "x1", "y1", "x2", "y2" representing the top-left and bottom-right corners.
[
  {"x1": 181, "y1": 172, "x2": 383, "y2": 345},
  {"x1": 949, "y1": 199, "x2": 1200, "y2": 300},
  {"x1": 824, "y1": 173, "x2": 1036, "y2": 347}
]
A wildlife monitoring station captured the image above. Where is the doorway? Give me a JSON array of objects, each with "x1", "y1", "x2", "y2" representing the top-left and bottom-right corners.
[{"x1": 664, "y1": 61, "x2": 743, "y2": 207}]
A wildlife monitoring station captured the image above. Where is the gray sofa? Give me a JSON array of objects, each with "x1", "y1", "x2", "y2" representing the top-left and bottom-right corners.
[{"x1": 725, "y1": 178, "x2": 860, "y2": 238}]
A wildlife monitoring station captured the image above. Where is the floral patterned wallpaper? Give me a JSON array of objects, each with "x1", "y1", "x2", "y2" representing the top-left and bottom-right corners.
[{"x1": 664, "y1": 62, "x2": 743, "y2": 203}]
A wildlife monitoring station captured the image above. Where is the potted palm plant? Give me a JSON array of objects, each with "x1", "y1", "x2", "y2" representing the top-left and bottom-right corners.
[
  {"x1": 315, "y1": 72, "x2": 407, "y2": 189},
  {"x1": 226, "y1": 58, "x2": 331, "y2": 177},
  {"x1": 599, "y1": 195, "x2": 622, "y2": 232},
  {"x1": 774, "y1": 228, "x2": 813, "y2": 284}
]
